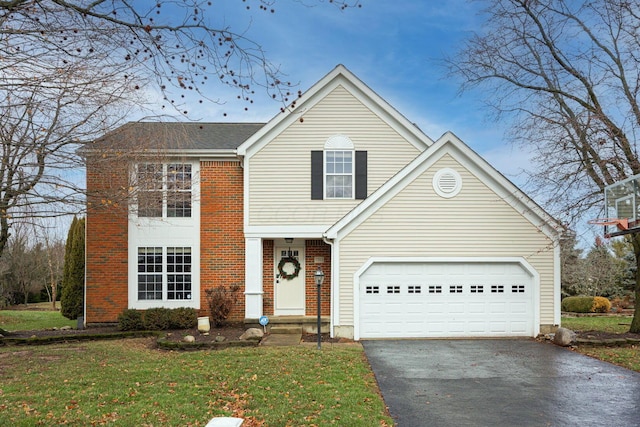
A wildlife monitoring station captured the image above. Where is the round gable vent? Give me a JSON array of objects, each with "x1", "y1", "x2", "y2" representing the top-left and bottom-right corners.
[{"x1": 433, "y1": 168, "x2": 462, "y2": 198}]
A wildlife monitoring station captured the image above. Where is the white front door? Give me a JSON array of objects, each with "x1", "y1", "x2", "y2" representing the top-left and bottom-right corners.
[{"x1": 274, "y1": 244, "x2": 305, "y2": 315}]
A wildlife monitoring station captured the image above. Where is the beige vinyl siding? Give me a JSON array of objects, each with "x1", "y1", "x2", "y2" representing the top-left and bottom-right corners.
[
  {"x1": 248, "y1": 85, "x2": 422, "y2": 226},
  {"x1": 337, "y1": 155, "x2": 556, "y2": 327}
]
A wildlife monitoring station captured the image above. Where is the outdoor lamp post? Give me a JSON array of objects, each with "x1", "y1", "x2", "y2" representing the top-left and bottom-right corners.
[{"x1": 314, "y1": 266, "x2": 325, "y2": 350}]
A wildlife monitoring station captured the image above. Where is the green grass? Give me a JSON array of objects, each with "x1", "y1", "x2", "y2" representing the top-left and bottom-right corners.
[
  {"x1": 0, "y1": 340, "x2": 393, "y2": 426},
  {"x1": 561, "y1": 315, "x2": 632, "y2": 333},
  {"x1": 579, "y1": 347, "x2": 640, "y2": 372},
  {"x1": 562, "y1": 315, "x2": 639, "y2": 373},
  {"x1": 0, "y1": 308, "x2": 76, "y2": 332}
]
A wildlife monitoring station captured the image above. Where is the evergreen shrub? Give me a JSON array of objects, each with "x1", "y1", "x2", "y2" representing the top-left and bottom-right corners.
[
  {"x1": 117, "y1": 309, "x2": 144, "y2": 331},
  {"x1": 143, "y1": 307, "x2": 172, "y2": 330}
]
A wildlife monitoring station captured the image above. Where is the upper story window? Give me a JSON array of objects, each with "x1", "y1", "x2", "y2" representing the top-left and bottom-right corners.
[
  {"x1": 326, "y1": 150, "x2": 353, "y2": 198},
  {"x1": 135, "y1": 163, "x2": 192, "y2": 218},
  {"x1": 311, "y1": 134, "x2": 367, "y2": 200}
]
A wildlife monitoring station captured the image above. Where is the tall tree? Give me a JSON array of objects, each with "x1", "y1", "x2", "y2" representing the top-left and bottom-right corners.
[
  {"x1": 449, "y1": 0, "x2": 640, "y2": 332},
  {"x1": 0, "y1": 1, "x2": 360, "y2": 259},
  {"x1": 61, "y1": 217, "x2": 84, "y2": 320}
]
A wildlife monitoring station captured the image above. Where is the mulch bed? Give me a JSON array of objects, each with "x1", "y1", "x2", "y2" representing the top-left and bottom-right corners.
[
  {"x1": 2, "y1": 324, "x2": 350, "y2": 347},
  {"x1": 576, "y1": 331, "x2": 640, "y2": 341}
]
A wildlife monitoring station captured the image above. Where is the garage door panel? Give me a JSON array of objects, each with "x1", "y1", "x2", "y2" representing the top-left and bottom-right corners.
[{"x1": 359, "y1": 262, "x2": 534, "y2": 338}]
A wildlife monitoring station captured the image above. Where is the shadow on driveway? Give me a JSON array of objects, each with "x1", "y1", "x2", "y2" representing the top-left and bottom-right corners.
[{"x1": 363, "y1": 339, "x2": 640, "y2": 427}]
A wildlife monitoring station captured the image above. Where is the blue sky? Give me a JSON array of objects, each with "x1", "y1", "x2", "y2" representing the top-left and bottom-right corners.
[{"x1": 178, "y1": 0, "x2": 528, "y2": 183}]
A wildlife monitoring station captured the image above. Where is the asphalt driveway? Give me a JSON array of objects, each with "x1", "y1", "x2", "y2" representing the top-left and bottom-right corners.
[{"x1": 363, "y1": 339, "x2": 640, "y2": 427}]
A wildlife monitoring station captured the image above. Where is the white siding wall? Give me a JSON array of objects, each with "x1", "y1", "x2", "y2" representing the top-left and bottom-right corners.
[
  {"x1": 337, "y1": 155, "x2": 556, "y2": 328},
  {"x1": 248, "y1": 85, "x2": 422, "y2": 226}
]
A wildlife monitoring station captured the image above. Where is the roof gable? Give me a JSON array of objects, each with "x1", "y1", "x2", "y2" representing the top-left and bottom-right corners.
[
  {"x1": 236, "y1": 64, "x2": 433, "y2": 157},
  {"x1": 324, "y1": 132, "x2": 563, "y2": 241}
]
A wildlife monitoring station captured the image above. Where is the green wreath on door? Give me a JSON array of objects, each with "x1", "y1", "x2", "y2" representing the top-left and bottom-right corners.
[{"x1": 278, "y1": 256, "x2": 301, "y2": 280}]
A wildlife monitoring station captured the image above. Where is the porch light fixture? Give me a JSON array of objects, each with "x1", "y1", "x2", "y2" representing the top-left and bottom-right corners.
[
  {"x1": 314, "y1": 266, "x2": 325, "y2": 350},
  {"x1": 284, "y1": 237, "x2": 293, "y2": 243}
]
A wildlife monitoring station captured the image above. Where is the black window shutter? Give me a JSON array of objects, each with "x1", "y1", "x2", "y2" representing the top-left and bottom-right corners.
[
  {"x1": 311, "y1": 151, "x2": 323, "y2": 200},
  {"x1": 355, "y1": 150, "x2": 367, "y2": 200}
]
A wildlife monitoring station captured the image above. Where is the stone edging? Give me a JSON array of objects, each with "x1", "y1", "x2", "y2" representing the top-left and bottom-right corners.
[
  {"x1": 0, "y1": 331, "x2": 260, "y2": 350},
  {"x1": 575, "y1": 337, "x2": 640, "y2": 347},
  {"x1": 0, "y1": 331, "x2": 161, "y2": 346}
]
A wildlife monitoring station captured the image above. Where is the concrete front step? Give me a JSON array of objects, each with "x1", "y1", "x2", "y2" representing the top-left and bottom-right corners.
[
  {"x1": 244, "y1": 315, "x2": 330, "y2": 334},
  {"x1": 271, "y1": 326, "x2": 303, "y2": 335}
]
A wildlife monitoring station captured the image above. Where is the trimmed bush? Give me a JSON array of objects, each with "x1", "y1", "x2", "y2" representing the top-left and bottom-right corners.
[
  {"x1": 117, "y1": 309, "x2": 144, "y2": 331},
  {"x1": 117, "y1": 307, "x2": 198, "y2": 331},
  {"x1": 561, "y1": 296, "x2": 593, "y2": 313},
  {"x1": 562, "y1": 296, "x2": 612, "y2": 313},
  {"x1": 591, "y1": 296, "x2": 611, "y2": 313},
  {"x1": 170, "y1": 307, "x2": 197, "y2": 329},
  {"x1": 143, "y1": 308, "x2": 172, "y2": 330}
]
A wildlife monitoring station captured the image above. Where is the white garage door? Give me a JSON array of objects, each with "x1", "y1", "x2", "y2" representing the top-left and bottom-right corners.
[{"x1": 358, "y1": 261, "x2": 535, "y2": 339}]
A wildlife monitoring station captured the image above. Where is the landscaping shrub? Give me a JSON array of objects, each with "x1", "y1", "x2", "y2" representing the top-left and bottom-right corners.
[
  {"x1": 169, "y1": 307, "x2": 197, "y2": 329},
  {"x1": 118, "y1": 308, "x2": 198, "y2": 331},
  {"x1": 591, "y1": 296, "x2": 611, "y2": 313},
  {"x1": 61, "y1": 217, "x2": 85, "y2": 320},
  {"x1": 117, "y1": 309, "x2": 144, "y2": 331},
  {"x1": 205, "y1": 285, "x2": 240, "y2": 327},
  {"x1": 562, "y1": 296, "x2": 612, "y2": 313},
  {"x1": 561, "y1": 296, "x2": 595, "y2": 313},
  {"x1": 143, "y1": 307, "x2": 172, "y2": 330}
]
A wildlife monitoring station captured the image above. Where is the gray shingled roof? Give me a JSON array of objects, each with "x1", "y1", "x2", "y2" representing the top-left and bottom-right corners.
[{"x1": 85, "y1": 122, "x2": 265, "y2": 152}]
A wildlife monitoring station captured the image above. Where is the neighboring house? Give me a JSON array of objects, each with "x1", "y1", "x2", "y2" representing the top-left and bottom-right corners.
[{"x1": 84, "y1": 65, "x2": 563, "y2": 339}]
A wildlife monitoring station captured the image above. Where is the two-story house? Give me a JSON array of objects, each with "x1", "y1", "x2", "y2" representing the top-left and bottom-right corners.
[{"x1": 84, "y1": 65, "x2": 562, "y2": 339}]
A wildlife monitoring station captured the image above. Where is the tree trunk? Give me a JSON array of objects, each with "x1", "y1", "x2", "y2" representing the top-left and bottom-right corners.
[{"x1": 630, "y1": 235, "x2": 640, "y2": 333}]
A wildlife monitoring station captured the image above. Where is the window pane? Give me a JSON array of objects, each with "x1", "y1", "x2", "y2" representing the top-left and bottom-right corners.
[
  {"x1": 325, "y1": 150, "x2": 353, "y2": 199},
  {"x1": 167, "y1": 164, "x2": 192, "y2": 190},
  {"x1": 167, "y1": 192, "x2": 192, "y2": 217},
  {"x1": 167, "y1": 247, "x2": 192, "y2": 300},
  {"x1": 137, "y1": 164, "x2": 162, "y2": 191},
  {"x1": 138, "y1": 247, "x2": 162, "y2": 300},
  {"x1": 138, "y1": 190, "x2": 162, "y2": 217},
  {"x1": 138, "y1": 274, "x2": 162, "y2": 300}
]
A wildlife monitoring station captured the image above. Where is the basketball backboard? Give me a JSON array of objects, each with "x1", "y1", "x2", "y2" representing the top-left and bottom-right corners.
[{"x1": 599, "y1": 174, "x2": 640, "y2": 237}]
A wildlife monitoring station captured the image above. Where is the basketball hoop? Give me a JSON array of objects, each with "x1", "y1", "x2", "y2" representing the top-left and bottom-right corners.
[{"x1": 588, "y1": 218, "x2": 629, "y2": 231}]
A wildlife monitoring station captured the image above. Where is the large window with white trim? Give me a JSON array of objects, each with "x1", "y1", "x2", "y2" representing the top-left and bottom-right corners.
[
  {"x1": 136, "y1": 163, "x2": 192, "y2": 218},
  {"x1": 137, "y1": 246, "x2": 192, "y2": 301}
]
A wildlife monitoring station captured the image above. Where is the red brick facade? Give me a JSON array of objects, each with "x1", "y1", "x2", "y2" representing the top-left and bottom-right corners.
[
  {"x1": 304, "y1": 240, "x2": 331, "y2": 316},
  {"x1": 85, "y1": 157, "x2": 129, "y2": 323},
  {"x1": 199, "y1": 160, "x2": 245, "y2": 321}
]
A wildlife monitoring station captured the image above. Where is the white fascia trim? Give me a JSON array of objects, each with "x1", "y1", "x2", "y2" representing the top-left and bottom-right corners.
[
  {"x1": 326, "y1": 134, "x2": 563, "y2": 242},
  {"x1": 243, "y1": 158, "x2": 250, "y2": 230},
  {"x1": 106, "y1": 149, "x2": 238, "y2": 160},
  {"x1": 352, "y1": 256, "x2": 541, "y2": 341},
  {"x1": 237, "y1": 64, "x2": 433, "y2": 158},
  {"x1": 244, "y1": 225, "x2": 329, "y2": 238},
  {"x1": 554, "y1": 241, "x2": 562, "y2": 326},
  {"x1": 330, "y1": 239, "x2": 339, "y2": 333}
]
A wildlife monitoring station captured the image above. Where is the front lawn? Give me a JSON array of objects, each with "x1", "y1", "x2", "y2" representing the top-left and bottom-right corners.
[
  {"x1": 562, "y1": 315, "x2": 639, "y2": 373},
  {"x1": 561, "y1": 315, "x2": 631, "y2": 334},
  {"x1": 0, "y1": 339, "x2": 393, "y2": 426},
  {"x1": 0, "y1": 308, "x2": 75, "y2": 332}
]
